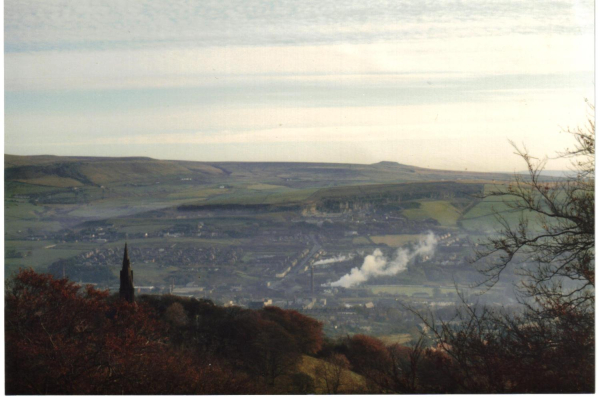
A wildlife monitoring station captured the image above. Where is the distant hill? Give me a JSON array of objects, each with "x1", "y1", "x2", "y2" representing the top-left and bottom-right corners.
[
  {"x1": 4, "y1": 155, "x2": 512, "y2": 189},
  {"x1": 515, "y1": 170, "x2": 574, "y2": 178},
  {"x1": 4, "y1": 155, "x2": 226, "y2": 187}
]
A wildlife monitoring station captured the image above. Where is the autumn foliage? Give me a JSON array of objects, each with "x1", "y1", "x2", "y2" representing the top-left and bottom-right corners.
[
  {"x1": 138, "y1": 294, "x2": 324, "y2": 387},
  {"x1": 7, "y1": 268, "x2": 591, "y2": 394},
  {"x1": 4, "y1": 270, "x2": 325, "y2": 395},
  {"x1": 5, "y1": 270, "x2": 263, "y2": 394}
]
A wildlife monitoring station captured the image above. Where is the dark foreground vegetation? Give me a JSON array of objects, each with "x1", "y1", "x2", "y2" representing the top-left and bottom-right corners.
[{"x1": 5, "y1": 267, "x2": 593, "y2": 395}]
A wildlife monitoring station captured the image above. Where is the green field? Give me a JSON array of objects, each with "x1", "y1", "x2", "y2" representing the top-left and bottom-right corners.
[
  {"x1": 4, "y1": 234, "x2": 248, "y2": 279},
  {"x1": 459, "y1": 197, "x2": 544, "y2": 232},
  {"x1": 4, "y1": 240, "x2": 100, "y2": 275},
  {"x1": 457, "y1": 183, "x2": 559, "y2": 232},
  {"x1": 4, "y1": 201, "x2": 61, "y2": 233},
  {"x1": 402, "y1": 200, "x2": 461, "y2": 227},
  {"x1": 117, "y1": 224, "x2": 172, "y2": 235},
  {"x1": 246, "y1": 183, "x2": 288, "y2": 190},
  {"x1": 5, "y1": 201, "x2": 46, "y2": 219},
  {"x1": 370, "y1": 234, "x2": 422, "y2": 247},
  {"x1": 123, "y1": 236, "x2": 247, "y2": 247},
  {"x1": 15, "y1": 176, "x2": 84, "y2": 187},
  {"x1": 366, "y1": 285, "x2": 457, "y2": 296},
  {"x1": 352, "y1": 237, "x2": 373, "y2": 245},
  {"x1": 378, "y1": 333, "x2": 413, "y2": 345},
  {"x1": 203, "y1": 186, "x2": 319, "y2": 205}
]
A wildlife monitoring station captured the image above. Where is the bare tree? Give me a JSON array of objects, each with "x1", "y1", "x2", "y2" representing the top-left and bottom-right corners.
[
  {"x1": 475, "y1": 107, "x2": 594, "y2": 313},
  {"x1": 314, "y1": 353, "x2": 351, "y2": 394},
  {"x1": 408, "y1": 107, "x2": 595, "y2": 393}
]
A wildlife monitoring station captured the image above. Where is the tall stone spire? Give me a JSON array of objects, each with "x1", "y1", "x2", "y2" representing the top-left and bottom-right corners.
[{"x1": 119, "y1": 243, "x2": 135, "y2": 303}]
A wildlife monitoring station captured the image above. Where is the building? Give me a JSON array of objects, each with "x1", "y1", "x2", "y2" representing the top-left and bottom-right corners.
[
  {"x1": 248, "y1": 299, "x2": 273, "y2": 309},
  {"x1": 119, "y1": 244, "x2": 135, "y2": 303}
]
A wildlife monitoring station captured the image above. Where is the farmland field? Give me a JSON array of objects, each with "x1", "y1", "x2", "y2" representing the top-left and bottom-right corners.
[
  {"x1": 370, "y1": 234, "x2": 422, "y2": 247},
  {"x1": 402, "y1": 200, "x2": 461, "y2": 227},
  {"x1": 352, "y1": 237, "x2": 372, "y2": 245},
  {"x1": 378, "y1": 334, "x2": 413, "y2": 345},
  {"x1": 459, "y1": 197, "x2": 543, "y2": 232},
  {"x1": 366, "y1": 285, "x2": 457, "y2": 296},
  {"x1": 4, "y1": 240, "x2": 100, "y2": 274}
]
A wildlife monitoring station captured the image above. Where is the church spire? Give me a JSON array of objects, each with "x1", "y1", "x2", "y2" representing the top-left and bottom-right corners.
[
  {"x1": 119, "y1": 243, "x2": 135, "y2": 303},
  {"x1": 123, "y1": 243, "x2": 130, "y2": 266}
]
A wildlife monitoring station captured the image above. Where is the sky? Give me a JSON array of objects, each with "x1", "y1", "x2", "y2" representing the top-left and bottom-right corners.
[{"x1": 3, "y1": 0, "x2": 594, "y2": 172}]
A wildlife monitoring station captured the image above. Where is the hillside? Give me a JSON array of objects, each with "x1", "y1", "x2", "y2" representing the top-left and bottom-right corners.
[
  {"x1": 5, "y1": 155, "x2": 226, "y2": 186},
  {"x1": 5, "y1": 154, "x2": 511, "y2": 189},
  {"x1": 4, "y1": 154, "x2": 512, "y2": 290}
]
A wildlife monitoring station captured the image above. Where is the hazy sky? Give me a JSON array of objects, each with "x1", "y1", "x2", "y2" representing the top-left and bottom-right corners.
[{"x1": 4, "y1": 0, "x2": 594, "y2": 171}]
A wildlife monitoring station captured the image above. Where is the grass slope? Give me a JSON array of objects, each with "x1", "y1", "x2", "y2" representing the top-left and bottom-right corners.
[
  {"x1": 403, "y1": 200, "x2": 461, "y2": 227},
  {"x1": 297, "y1": 355, "x2": 367, "y2": 394}
]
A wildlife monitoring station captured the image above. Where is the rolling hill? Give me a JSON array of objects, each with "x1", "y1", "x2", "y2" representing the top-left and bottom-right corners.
[
  {"x1": 5, "y1": 154, "x2": 512, "y2": 189},
  {"x1": 4, "y1": 155, "x2": 226, "y2": 186}
]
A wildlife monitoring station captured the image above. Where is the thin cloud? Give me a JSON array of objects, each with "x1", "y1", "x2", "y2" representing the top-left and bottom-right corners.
[
  {"x1": 5, "y1": 1, "x2": 593, "y2": 51},
  {"x1": 3, "y1": 0, "x2": 594, "y2": 172},
  {"x1": 5, "y1": 34, "x2": 593, "y2": 92}
]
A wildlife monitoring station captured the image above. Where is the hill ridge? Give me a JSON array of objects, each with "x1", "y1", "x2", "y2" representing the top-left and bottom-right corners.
[{"x1": 5, "y1": 154, "x2": 513, "y2": 188}]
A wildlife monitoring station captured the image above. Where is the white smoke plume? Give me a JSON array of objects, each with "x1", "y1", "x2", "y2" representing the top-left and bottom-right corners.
[
  {"x1": 314, "y1": 254, "x2": 353, "y2": 266},
  {"x1": 330, "y1": 232, "x2": 437, "y2": 288}
]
